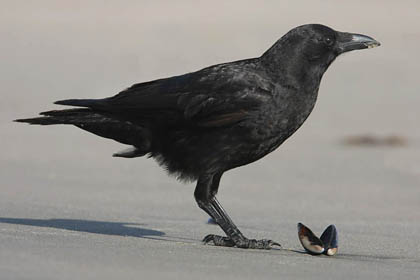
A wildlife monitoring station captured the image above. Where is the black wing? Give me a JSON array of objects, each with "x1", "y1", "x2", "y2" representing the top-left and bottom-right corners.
[{"x1": 57, "y1": 60, "x2": 273, "y2": 127}]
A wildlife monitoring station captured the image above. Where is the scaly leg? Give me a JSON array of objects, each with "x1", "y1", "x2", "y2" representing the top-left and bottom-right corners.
[{"x1": 194, "y1": 173, "x2": 280, "y2": 249}]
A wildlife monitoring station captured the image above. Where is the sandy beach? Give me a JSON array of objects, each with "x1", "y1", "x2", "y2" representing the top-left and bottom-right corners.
[{"x1": 1, "y1": 1, "x2": 419, "y2": 279}]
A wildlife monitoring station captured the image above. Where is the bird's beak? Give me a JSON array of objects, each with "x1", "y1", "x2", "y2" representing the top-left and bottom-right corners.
[{"x1": 336, "y1": 32, "x2": 380, "y2": 54}]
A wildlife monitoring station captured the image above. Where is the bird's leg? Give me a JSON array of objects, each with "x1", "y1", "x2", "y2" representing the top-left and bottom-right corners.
[
  {"x1": 203, "y1": 197, "x2": 281, "y2": 249},
  {"x1": 195, "y1": 174, "x2": 280, "y2": 249}
]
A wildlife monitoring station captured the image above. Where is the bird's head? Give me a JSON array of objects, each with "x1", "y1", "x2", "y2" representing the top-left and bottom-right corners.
[
  {"x1": 261, "y1": 24, "x2": 380, "y2": 80},
  {"x1": 294, "y1": 24, "x2": 380, "y2": 60}
]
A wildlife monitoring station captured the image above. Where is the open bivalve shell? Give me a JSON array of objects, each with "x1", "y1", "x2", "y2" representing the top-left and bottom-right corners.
[{"x1": 297, "y1": 223, "x2": 338, "y2": 256}]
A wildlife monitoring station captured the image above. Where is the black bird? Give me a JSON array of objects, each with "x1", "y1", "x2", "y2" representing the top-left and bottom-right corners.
[{"x1": 16, "y1": 24, "x2": 380, "y2": 249}]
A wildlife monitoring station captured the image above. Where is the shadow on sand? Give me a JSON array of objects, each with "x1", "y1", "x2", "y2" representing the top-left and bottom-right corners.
[{"x1": 0, "y1": 217, "x2": 165, "y2": 238}]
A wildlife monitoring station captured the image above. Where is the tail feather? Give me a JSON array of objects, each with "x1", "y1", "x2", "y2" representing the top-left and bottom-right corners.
[
  {"x1": 15, "y1": 108, "x2": 151, "y2": 154},
  {"x1": 14, "y1": 116, "x2": 62, "y2": 125},
  {"x1": 40, "y1": 108, "x2": 93, "y2": 117},
  {"x1": 15, "y1": 109, "x2": 97, "y2": 125},
  {"x1": 54, "y1": 98, "x2": 105, "y2": 108}
]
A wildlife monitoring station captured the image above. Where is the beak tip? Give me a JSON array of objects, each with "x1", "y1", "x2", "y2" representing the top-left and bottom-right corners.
[
  {"x1": 368, "y1": 40, "x2": 381, "y2": 48},
  {"x1": 338, "y1": 32, "x2": 381, "y2": 53}
]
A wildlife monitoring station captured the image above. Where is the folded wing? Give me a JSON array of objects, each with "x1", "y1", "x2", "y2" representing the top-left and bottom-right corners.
[{"x1": 56, "y1": 62, "x2": 272, "y2": 128}]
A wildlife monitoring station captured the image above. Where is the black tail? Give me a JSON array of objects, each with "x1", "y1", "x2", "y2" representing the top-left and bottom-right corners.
[
  {"x1": 54, "y1": 98, "x2": 106, "y2": 108},
  {"x1": 15, "y1": 109, "x2": 151, "y2": 152},
  {"x1": 15, "y1": 97, "x2": 108, "y2": 124},
  {"x1": 15, "y1": 108, "x2": 99, "y2": 125}
]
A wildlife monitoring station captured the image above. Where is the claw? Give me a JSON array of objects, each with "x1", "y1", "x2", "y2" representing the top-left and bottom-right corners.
[
  {"x1": 271, "y1": 241, "x2": 282, "y2": 248},
  {"x1": 202, "y1": 234, "x2": 218, "y2": 244}
]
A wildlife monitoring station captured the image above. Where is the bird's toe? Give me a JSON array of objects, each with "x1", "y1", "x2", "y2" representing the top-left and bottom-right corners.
[
  {"x1": 202, "y1": 234, "x2": 235, "y2": 247},
  {"x1": 236, "y1": 238, "x2": 281, "y2": 249}
]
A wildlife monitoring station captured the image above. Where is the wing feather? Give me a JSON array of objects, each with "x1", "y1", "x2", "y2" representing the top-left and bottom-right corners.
[{"x1": 97, "y1": 61, "x2": 271, "y2": 127}]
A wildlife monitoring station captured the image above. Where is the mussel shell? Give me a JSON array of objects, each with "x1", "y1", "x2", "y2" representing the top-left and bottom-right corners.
[
  {"x1": 297, "y1": 223, "x2": 324, "y2": 255},
  {"x1": 320, "y1": 224, "x2": 338, "y2": 256}
]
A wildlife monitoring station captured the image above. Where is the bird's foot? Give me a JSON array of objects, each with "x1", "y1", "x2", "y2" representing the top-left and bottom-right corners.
[
  {"x1": 203, "y1": 234, "x2": 235, "y2": 247},
  {"x1": 203, "y1": 234, "x2": 281, "y2": 249}
]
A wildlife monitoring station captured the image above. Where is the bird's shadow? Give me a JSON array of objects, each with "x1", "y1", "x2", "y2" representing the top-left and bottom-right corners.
[{"x1": 0, "y1": 217, "x2": 165, "y2": 238}]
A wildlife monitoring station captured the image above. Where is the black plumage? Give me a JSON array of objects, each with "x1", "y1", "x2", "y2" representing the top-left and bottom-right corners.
[{"x1": 16, "y1": 24, "x2": 380, "y2": 249}]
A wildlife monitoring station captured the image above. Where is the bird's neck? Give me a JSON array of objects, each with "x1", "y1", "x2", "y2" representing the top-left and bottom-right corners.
[{"x1": 260, "y1": 43, "x2": 328, "y2": 92}]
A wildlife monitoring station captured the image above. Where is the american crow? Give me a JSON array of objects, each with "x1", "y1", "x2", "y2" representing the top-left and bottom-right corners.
[{"x1": 16, "y1": 24, "x2": 380, "y2": 249}]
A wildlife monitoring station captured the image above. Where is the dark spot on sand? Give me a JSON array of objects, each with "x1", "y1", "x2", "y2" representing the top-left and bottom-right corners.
[{"x1": 341, "y1": 134, "x2": 408, "y2": 147}]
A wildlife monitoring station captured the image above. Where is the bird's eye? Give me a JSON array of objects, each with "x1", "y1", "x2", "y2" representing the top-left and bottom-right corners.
[{"x1": 324, "y1": 37, "x2": 333, "y2": 46}]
